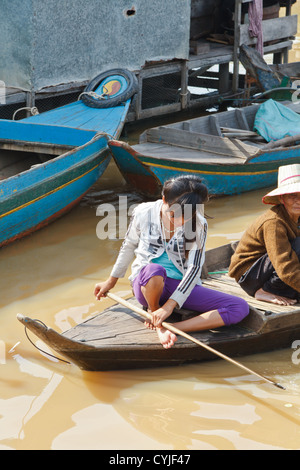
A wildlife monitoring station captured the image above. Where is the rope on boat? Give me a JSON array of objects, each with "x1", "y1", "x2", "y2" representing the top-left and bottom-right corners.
[
  {"x1": 92, "y1": 131, "x2": 115, "y2": 140},
  {"x1": 78, "y1": 89, "x2": 108, "y2": 102},
  {"x1": 12, "y1": 106, "x2": 39, "y2": 120},
  {"x1": 23, "y1": 320, "x2": 71, "y2": 365}
]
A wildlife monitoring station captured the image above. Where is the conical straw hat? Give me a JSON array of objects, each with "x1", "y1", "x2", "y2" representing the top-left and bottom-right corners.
[{"x1": 263, "y1": 164, "x2": 300, "y2": 205}]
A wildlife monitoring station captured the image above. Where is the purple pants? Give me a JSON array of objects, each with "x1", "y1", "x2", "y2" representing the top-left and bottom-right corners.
[{"x1": 132, "y1": 264, "x2": 249, "y2": 326}]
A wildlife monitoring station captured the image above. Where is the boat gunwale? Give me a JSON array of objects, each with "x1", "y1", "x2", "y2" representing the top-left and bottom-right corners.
[{"x1": 0, "y1": 133, "x2": 110, "y2": 200}]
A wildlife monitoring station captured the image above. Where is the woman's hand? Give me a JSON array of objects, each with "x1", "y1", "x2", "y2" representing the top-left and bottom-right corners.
[
  {"x1": 94, "y1": 276, "x2": 118, "y2": 300},
  {"x1": 149, "y1": 299, "x2": 177, "y2": 328}
]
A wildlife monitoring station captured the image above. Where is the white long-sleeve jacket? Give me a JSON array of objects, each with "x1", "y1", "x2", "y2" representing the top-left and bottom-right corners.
[{"x1": 110, "y1": 199, "x2": 207, "y2": 308}]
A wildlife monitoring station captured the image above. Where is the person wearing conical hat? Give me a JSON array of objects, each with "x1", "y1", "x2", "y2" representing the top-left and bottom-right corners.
[{"x1": 229, "y1": 164, "x2": 300, "y2": 306}]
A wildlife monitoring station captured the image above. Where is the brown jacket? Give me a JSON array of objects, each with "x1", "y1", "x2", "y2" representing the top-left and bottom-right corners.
[{"x1": 229, "y1": 205, "x2": 300, "y2": 292}]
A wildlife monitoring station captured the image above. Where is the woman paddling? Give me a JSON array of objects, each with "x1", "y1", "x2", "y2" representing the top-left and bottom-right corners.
[
  {"x1": 229, "y1": 164, "x2": 300, "y2": 306},
  {"x1": 94, "y1": 175, "x2": 249, "y2": 349}
]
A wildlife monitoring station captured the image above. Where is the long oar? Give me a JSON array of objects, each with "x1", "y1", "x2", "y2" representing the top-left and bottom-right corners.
[{"x1": 106, "y1": 292, "x2": 286, "y2": 390}]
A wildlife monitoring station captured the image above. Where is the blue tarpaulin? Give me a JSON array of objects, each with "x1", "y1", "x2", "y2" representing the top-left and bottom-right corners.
[{"x1": 253, "y1": 99, "x2": 300, "y2": 142}]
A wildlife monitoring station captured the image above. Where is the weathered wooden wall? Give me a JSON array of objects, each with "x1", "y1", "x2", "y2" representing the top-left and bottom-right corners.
[{"x1": 0, "y1": 0, "x2": 191, "y2": 91}]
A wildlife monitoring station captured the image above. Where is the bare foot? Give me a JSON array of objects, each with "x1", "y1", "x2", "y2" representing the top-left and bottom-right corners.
[
  {"x1": 144, "y1": 307, "x2": 158, "y2": 330},
  {"x1": 156, "y1": 327, "x2": 177, "y2": 349},
  {"x1": 144, "y1": 306, "x2": 177, "y2": 348},
  {"x1": 255, "y1": 288, "x2": 297, "y2": 306}
]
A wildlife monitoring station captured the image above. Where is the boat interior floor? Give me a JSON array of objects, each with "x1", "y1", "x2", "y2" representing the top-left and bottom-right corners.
[
  {"x1": 0, "y1": 145, "x2": 71, "y2": 180},
  {"x1": 0, "y1": 149, "x2": 54, "y2": 179},
  {"x1": 135, "y1": 141, "x2": 258, "y2": 164},
  {"x1": 61, "y1": 270, "x2": 300, "y2": 349},
  {"x1": 201, "y1": 270, "x2": 300, "y2": 334},
  {"x1": 203, "y1": 270, "x2": 299, "y2": 313},
  {"x1": 134, "y1": 102, "x2": 300, "y2": 164}
]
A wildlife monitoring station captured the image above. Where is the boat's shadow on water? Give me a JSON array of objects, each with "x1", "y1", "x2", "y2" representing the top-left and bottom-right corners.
[{"x1": 80, "y1": 354, "x2": 300, "y2": 450}]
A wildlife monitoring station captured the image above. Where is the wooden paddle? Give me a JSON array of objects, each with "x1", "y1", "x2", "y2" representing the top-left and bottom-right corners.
[{"x1": 106, "y1": 292, "x2": 286, "y2": 390}]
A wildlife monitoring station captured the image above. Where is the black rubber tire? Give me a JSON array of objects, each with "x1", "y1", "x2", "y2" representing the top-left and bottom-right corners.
[{"x1": 81, "y1": 68, "x2": 138, "y2": 108}]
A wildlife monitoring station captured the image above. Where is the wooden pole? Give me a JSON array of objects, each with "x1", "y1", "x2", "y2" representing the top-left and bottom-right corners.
[{"x1": 106, "y1": 292, "x2": 286, "y2": 390}]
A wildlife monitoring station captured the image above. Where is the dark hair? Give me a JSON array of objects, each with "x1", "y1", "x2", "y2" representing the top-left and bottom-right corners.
[
  {"x1": 162, "y1": 175, "x2": 209, "y2": 213},
  {"x1": 162, "y1": 175, "x2": 209, "y2": 245}
]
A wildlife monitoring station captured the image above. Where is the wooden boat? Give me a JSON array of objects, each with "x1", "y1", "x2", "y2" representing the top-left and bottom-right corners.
[
  {"x1": 239, "y1": 44, "x2": 300, "y2": 102},
  {"x1": 0, "y1": 69, "x2": 137, "y2": 247},
  {"x1": 107, "y1": 101, "x2": 300, "y2": 198},
  {"x1": 17, "y1": 243, "x2": 300, "y2": 371}
]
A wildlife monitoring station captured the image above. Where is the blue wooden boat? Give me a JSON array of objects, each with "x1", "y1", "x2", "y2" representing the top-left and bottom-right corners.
[
  {"x1": 0, "y1": 69, "x2": 137, "y2": 247},
  {"x1": 239, "y1": 44, "x2": 300, "y2": 103},
  {"x1": 108, "y1": 101, "x2": 300, "y2": 198}
]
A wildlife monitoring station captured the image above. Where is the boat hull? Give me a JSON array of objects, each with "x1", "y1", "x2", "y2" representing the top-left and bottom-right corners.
[
  {"x1": 109, "y1": 141, "x2": 161, "y2": 197},
  {"x1": 108, "y1": 140, "x2": 300, "y2": 198},
  {"x1": 0, "y1": 137, "x2": 111, "y2": 247},
  {"x1": 17, "y1": 303, "x2": 300, "y2": 371}
]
